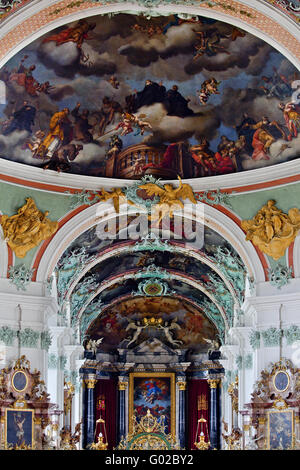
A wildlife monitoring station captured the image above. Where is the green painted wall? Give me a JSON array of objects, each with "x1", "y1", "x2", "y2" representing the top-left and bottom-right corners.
[
  {"x1": 229, "y1": 182, "x2": 300, "y2": 268},
  {"x1": 0, "y1": 181, "x2": 72, "y2": 269},
  {"x1": 1, "y1": 179, "x2": 300, "y2": 271}
]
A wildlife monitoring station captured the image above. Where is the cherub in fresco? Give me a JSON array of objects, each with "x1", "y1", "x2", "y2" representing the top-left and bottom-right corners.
[
  {"x1": 25, "y1": 130, "x2": 45, "y2": 158},
  {"x1": 108, "y1": 75, "x2": 120, "y2": 89},
  {"x1": 115, "y1": 112, "x2": 152, "y2": 137},
  {"x1": 197, "y1": 77, "x2": 221, "y2": 105}
]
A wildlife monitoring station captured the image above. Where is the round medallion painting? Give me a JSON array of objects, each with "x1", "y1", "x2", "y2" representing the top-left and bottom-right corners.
[
  {"x1": 273, "y1": 370, "x2": 290, "y2": 392},
  {"x1": 0, "y1": 13, "x2": 299, "y2": 179},
  {"x1": 12, "y1": 370, "x2": 28, "y2": 392}
]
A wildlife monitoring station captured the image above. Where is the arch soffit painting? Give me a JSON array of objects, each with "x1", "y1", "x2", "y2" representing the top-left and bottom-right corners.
[
  {"x1": 61, "y1": 242, "x2": 242, "y2": 305},
  {"x1": 35, "y1": 201, "x2": 266, "y2": 283},
  {"x1": 74, "y1": 269, "x2": 230, "y2": 329}
]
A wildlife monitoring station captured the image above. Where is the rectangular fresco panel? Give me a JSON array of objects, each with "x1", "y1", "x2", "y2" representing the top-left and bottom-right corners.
[{"x1": 129, "y1": 372, "x2": 175, "y2": 436}]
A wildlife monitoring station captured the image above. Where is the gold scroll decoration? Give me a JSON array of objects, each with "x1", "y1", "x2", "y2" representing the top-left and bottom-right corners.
[
  {"x1": 241, "y1": 200, "x2": 300, "y2": 261},
  {"x1": 1, "y1": 198, "x2": 58, "y2": 258}
]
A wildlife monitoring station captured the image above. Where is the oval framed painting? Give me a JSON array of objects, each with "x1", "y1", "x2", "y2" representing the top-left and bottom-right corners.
[
  {"x1": 273, "y1": 370, "x2": 290, "y2": 393},
  {"x1": 11, "y1": 370, "x2": 28, "y2": 393}
]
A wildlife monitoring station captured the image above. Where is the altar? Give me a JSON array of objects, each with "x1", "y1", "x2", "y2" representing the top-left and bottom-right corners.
[{"x1": 80, "y1": 338, "x2": 223, "y2": 450}]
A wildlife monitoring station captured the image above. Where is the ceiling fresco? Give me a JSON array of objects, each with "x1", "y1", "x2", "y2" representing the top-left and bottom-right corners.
[
  {"x1": 54, "y1": 220, "x2": 242, "y2": 345},
  {"x1": 85, "y1": 297, "x2": 218, "y2": 353},
  {"x1": 0, "y1": 12, "x2": 299, "y2": 180}
]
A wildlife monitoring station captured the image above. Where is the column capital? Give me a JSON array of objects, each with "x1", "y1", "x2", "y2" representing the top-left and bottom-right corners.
[
  {"x1": 208, "y1": 379, "x2": 220, "y2": 389},
  {"x1": 85, "y1": 377, "x2": 97, "y2": 389},
  {"x1": 177, "y1": 381, "x2": 187, "y2": 391},
  {"x1": 118, "y1": 381, "x2": 128, "y2": 391}
]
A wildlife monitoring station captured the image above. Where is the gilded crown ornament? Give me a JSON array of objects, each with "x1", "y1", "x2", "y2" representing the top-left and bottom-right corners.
[
  {"x1": 116, "y1": 409, "x2": 181, "y2": 450},
  {"x1": 1, "y1": 198, "x2": 58, "y2": 258},
  {"x1": 241, "y1": 200, "x2": 300, "y2": 260}
]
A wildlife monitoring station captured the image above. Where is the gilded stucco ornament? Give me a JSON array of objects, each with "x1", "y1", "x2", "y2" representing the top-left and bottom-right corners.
[
  {"x1": 96, "y1": 176, "x2": 197, "y2": 222},
  {"x1": 139, "y1": 176, "x2": 197, "y2": 223},
  {"x1": 1, "y1": 198, "x2": 58, "y2": 258},
  {"x1": 241, "y1": 200, "x2": 300, "y2": 261}
]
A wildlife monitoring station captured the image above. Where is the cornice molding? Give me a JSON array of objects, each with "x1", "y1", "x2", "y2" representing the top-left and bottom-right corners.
[{"x1": 1, "y1": 157, "x2": 300, "y2": 195}]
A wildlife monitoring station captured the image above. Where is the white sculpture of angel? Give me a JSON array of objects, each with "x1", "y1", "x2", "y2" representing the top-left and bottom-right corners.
[{"x1": 85, "y1": 338, "x2": 103, "y2": 356}]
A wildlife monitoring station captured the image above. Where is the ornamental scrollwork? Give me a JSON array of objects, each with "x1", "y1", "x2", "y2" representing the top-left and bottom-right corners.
[
  {"x1": 261, "y1": 327, "x2": 282, "y2": 347},
  {"x1": 283, "y1": 325, "x2": 300, "y2": 346},
  {"x1": 18, "y1": 328, "x2": 39, "y2": 348},
  {"x1": 41, "y1": 331, "x2": 52, "y2": 351},
  {"x1": 0, "y1": 325, "x2": 17, "y2": 346},
  {"x1": 268, "y1": 264, "x2": 293, "y2": 289},
  {"x1": 8, "y1": 264, "x2": 35, "y2": 291},
  {"x1": 249, "y1": 330, "x2": 260, "y2": 350}
]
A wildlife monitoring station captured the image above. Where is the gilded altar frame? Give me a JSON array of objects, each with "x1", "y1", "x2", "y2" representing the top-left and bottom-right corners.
[
  {"x1": 267, "y1": 408, "x2": 294, "y2": 450},
  {"x1": 129, "y1": 372, "x2": 176, "y2": 437},
  {"x1": 4, "y1": 408, "x2": 35, "y2": 450}
]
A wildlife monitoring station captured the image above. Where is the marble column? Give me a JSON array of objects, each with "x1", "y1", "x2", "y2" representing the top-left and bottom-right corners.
[
  {"x1": 208, "y1": 379, "x2": 220, "y2": 450},
  {"x1": 177, "y1": 380, "x2": 186, "y2": 449},
  {"x1": 84, "y1": 376, "x2": 97, "y2": 448},
  {"x1": 81, "y1": 378, "x2": 87, "y2": 449},
  {"x1": 118, "y1": 380, "x2": 127, "y2": 442}
]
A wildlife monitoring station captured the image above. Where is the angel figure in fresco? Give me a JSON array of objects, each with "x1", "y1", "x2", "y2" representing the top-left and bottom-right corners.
[
  {"x1": 108, "y1": 75, "x2": 120, "y2": 89},
  {"x1": 193, "y1": 30, "x2": 230, "y2": 60},
  {"x1": 197, "y1": 77, "x2": 221, "y2": 105},
  {"x1": 158, "y1": 318, "x2": 183, "y2": 347},
  {"x1": 115, "y1": 112, "x2": 153, "y2": 137},
  {"x1": 42, "y1": 19, "x2": 96, "y2": 49},
  {"x1": 140, "y1": 176, "x2": 197, "y2": 223},
  {"x1": 124, "y1": 320, "x2": 146, "y2": 347}
]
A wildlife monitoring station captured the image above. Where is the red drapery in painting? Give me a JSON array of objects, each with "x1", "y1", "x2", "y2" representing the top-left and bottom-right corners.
[
  {"x1": 187, "y1": 379, "x2": 210, "y2": 450},
  {"x1": 95, "y1": 379, "x2": 117, "y2": 450}
]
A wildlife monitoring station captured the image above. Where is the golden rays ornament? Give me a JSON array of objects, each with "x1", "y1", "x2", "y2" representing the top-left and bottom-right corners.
[{"x1": 241, "y1": 200, "x2": 300, "y2": 260}]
